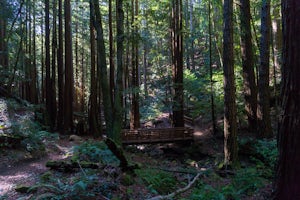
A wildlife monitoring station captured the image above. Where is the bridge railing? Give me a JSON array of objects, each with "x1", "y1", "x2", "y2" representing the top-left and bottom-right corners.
[{"x1": 121, "y1": 127, "x2": 194, "y2": 144}]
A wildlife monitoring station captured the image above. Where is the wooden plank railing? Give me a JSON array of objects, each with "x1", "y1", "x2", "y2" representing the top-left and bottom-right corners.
[{"x1": 121, "y1": 127, "x2": 194, "y2": 145}]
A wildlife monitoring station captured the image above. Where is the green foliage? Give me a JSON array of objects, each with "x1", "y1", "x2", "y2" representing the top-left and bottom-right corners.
[
  {"x1": 187, "y1": 167, "x2": 266, "y2": 200},
  {"x1": 188, "y1": 183, "x2": 228, "y2": 200},
  {"x1": 233, "y1": 168, "x2": 266, "y2": 195},
  {"x1": 29, "y1": 174, "x2": 100, "y2": 200},
  {"x1": 183, "y1": 69, "x2": 224, "y2": 118},
  {"x1": 135, "y1": 168, "x2": 177, "y2": 194},
  {"x1": 72, "y1": 141, "x2": 119, "y2": 165},
  {"x1": 15, "y1": 120, "x2": 55, "y2": 153},
  {"x1": 250, "y1": 139, "x2": 278, "y2": 178},
  {"x1": 254, "y1": 139, "x2": 278, "y2": 167}
]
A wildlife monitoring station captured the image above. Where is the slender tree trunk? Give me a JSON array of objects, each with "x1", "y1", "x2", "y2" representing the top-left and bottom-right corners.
[
  {"x1": 223, "y1": 0, "x2": 238, "y2": 167},
  {"x1": 239, "y1": 0, "x2": 257, "y2": 132},
  {"x1": 109, "y1": 0, "x2": 115, "y2": 107},
  {"x1": 45, "y1": 0, "x2": 53, "y2": 126},
  {"x1": 41, "y1": 10, "x2": 45, "y2": 103},
  {"x1": 32, "y1": 1, "x2": 38, "y2": 104},
  {"x1": 171, "y1": 0, "x2": 184, "y2": 127},
  {"x1": 92, "y1": 0, "x2": 113, "y2": 137},
  {"x1": 185, "y1": 0, "x2": 190, "y2": 70},
  {"x1": 57, "y1": 0, "x2": 64, "y2": 131},
  {"x1": 51, "y1": 0, "x2": 58, "y2": 129},
  {"x1": 130, "y1": 0, "x2": 140, "y2": 130},
  {"x1": 75, "y1": 0, "x2": 80, "y2": 111},
  {"x1": 189, "y1": 0, "x2": 195, "y2": 70},
  {"x1": 88, "y1": 0, "x2": 100, "y2": 137},
  {"x1": 64, "y1": 0, "x2": 74, "y2": 133},
  {"x1": 257, "y1": 0, "x2": 272, "y2": 138},
  {"x1": 208, "y1": 0, "x2": 216, "y2": 134},
  {"x1": 113, "y1": 0, "x2": 125, "y2": 143},
  {"x1": 124, "y1": 3, "x2": 130, "y2": 126},
  {"x1": 274, "y1": 0, "x2": 300, "y2": 198},
  {"x1": 0, "y1": 0, "x2": 8, "y2": 75}
]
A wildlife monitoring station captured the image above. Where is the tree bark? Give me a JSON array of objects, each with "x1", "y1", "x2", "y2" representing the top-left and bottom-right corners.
[
  {"x1": 64, "y1": 0, "x2": 74, "y2": 133},
  {"x1": 51, "y1": 0, "x2": 58, "y2": 129},
  {"x1": 257, "y1": 0, "x2": 272, "y2": 138},
  {"x1": 45, "y1": 0, "x2": 53, "y2": 126},
  {"x1": 112, "y1": 0, "x2": 125, "y2": 144},
  {"x1": 171, "y1": 0, "x2": 184, "y2": 127},
  {"x1": 92, "y1": 0, "x2": 113, "y2": 137},
  {"x1": 274, "y1": 0, "x2": 300, "y2": 198},
  {"x1": 88, "y1": 0, "x2": 100, "y2": 137},
  {"x1": 57, "y1": 0, "x2": 64, "y2": 131},
  {"x1": 208, "y1": 0, "x2": 216, "y2": 134},
  {"x1": 0, "y1": 0, "x2": 8, "y2": 75},
  {"x1": 239, "y1": 0, "x2": 257, "y2": 132},
  {"x1": 223, "y1": 0, "x2": 238, "y2": 167},
  {"x1": 109, "y1": 0, "x2": 115, "y2": 107},
  {"x1": 130, "y1": 0, "x2": 140, "y2": 130}
]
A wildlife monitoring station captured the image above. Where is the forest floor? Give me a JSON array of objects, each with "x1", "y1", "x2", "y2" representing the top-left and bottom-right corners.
[{"x1": 0, "y1": 98, "x2": 274, "y2": 200}]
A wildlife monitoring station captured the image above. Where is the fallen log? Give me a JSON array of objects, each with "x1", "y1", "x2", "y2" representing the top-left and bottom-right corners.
[
  {"x1": 46, "y1": 160, "x2": 98, "y2": 172},
  {"x1": 105, "y1": 138, "x2": 138, "y2": 172}
]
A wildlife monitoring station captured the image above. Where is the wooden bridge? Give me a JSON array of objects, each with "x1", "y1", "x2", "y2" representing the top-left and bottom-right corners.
[{"x1": 121, "y1": 127, "x2": 194, "y2": 145}]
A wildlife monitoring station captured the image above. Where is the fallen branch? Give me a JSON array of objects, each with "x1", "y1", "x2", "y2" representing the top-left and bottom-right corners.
[
  {"x1": 151, "y1": 167, "x2": 199, "y2": 175},
  {"x1": 146, "y1": 171, "x2": 204, "y2": 200}
]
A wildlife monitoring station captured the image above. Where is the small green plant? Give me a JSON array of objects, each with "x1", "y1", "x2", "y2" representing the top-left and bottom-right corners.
[
  {"x1": 254, "y1": 139, "x2": 278, "y2": 167},
  {"x1": 28, "y1": 175, "x2": 99, "y2": 200},
  {"x1": 232, "y1": 167, "x2": 266, "y2": 195},
  {"x1": 135, "y1": 168, "x2": 177, "y2": 194},
  {"x1": 187, "y1": 167, "x2": 266, "y2": 200},
  {"x1": 72, "y1": 141, "x2": 119, "y2": 165},
  {"x1": 188, "y1": 182, "x2": 227, "y2": 200}
]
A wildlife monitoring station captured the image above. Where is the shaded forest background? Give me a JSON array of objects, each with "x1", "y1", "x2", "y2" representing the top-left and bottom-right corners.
[{"x1": 1, "y1": 0, "x2": 299, "y2": 199}]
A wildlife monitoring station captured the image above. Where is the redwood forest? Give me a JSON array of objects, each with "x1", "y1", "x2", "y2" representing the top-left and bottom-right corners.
[{"x1": 0, "y1": 0, "x2": 299, "y2": 199}]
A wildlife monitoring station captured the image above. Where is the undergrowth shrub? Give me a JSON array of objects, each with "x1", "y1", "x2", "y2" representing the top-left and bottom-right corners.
[
  {"x1": 72, "y1": 141, "x2": 119, "y2": 165},
  {"x1": 29, "y1": 174, "x2": 106, "y2": 200},
  {"x1": 135, "y1": 168, "x2": 177, "y2": 194},
  {"x1": 186, "y1": 167, "x2": 266, "y2": 200}
]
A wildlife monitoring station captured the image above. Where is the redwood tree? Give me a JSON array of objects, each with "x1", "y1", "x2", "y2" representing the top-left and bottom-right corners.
[
  {"x1": 223, "y1": 0, "x2": 238, "y2": 167},
  {"x1": 64, "y1": 0, "x2": 74, "y2": 133},
  {"x1": 171, "y1": 0, "x2": 184, "y2": 127},
  {"x1": 0, "y1": 0, "x2": 8, "y2": 73},
  {"x1": 239, "y1": 0, "x2": 257, "y2": 132},
  {"x1": 88, "y1": 0, "x2": 100, "y2": 137},
  {"x1": 257, "y1": 0, "x2": 272, "y2": 138},
  {"x1": 274, "y1": 0, "x2": 300, "y2": 198},
  {"x1": 57, "y1": 0, "x2": 64, "y2": 131}
]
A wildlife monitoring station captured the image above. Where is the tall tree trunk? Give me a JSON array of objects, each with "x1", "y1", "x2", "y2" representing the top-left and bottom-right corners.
[
  {"x1": 223, "y1": 0, "x2": 238, "y2": 167},
  {"x1": 239, "y1": 0, "x2": 257, "y2": 131},
  {"x1": 31, "y1": 0, "x2": 38, "y2": 104},
  {"x1": 274, "y1": 0, "x2": 300, "y2": 198},
  {"x1": 0, "y1": 0, "x2": 8, "y2": 74},
  {"x1": 257, "y1": 0, "x2": 272, "y2": 138},
  {"x1": 189, "y1": 0, "x2": 195, "y2": 71},
  {"x1": 171, "y1": 0, "x2": 184, "y2": 127},
  {"x1": 113, "y1": 0, "x2": 125, "y2": 143},
  {"x1": 57, "y1": 0, "x2": 64, "y2": 131},
  {"x1": 92, "y1": 0, "x2": 113, "y2": 137},
  {"x1": 109, "y1": 0, "x2": 115, "y2": 107},
  {"x1": 64, "y1": 0, "x2": 74, "y2": 133},
  {"x1": 130, "y1": 0, "x2": 140, "y2": 130},
  {"x1": 45, "y1": 0, "x2": 53, "y2": 126},
  {"x1": 88, "y1": 0, "x2": 100, "y2": 137},
  {"x1": 74, "y1": 0, "x2": 80, "y2": 112},
  {"x1": 51, "y1": 0, "x2": 58, "y2": 129},
  {"x1": 185, "y1": 0, "x2": 190, "y2": 70},
  {"x1": 208, "y1": 0, "x2": 216, "y2": 134}
]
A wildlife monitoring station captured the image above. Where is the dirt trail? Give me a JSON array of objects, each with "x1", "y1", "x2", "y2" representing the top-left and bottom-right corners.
[{"x1": 0, "y1": 140, "x2": 73, "y2": 199}]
